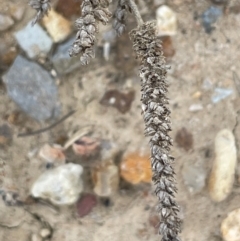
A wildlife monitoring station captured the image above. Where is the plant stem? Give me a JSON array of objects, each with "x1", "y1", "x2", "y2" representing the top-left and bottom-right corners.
[{"x1": 128, "y1": 0, "x2": 144, "y2": 26}]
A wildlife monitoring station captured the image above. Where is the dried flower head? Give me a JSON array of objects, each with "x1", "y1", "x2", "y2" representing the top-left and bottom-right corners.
[
  {"x1": 69, "y1": 0, "x2": 112, "y2": 65},
  {"x1": 113, "y1": 0, "x2": 131, "y2": 36},
  {"x1": 130, "y1": 21, "x2": 181, "y2": 241},
  {"x1": 29, "y1": 0, "x2": 51, "y2": 25}
]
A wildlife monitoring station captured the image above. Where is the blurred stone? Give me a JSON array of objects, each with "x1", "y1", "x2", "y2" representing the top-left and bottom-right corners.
[
  {"x1": 72, "y1": 136, "x2": 100, "y2": 157},
  {"x1": 156, "y1": 5, "x2": 177, "y2": 36},
  {"x1": 1, "y1": 47, "x2": 17, "y2": 66},
  {"x1": 0, "y1": 124, "x2": 12, "y2": 146},
  {"x1": 221, "y1": 209, "x2": 240, "y2": 241},
  {"x1": 39, "y1": 144, "x2": 65, "y2": 166},
  {"x1": 76, "y1": 194, "x2": 97, "y2": 217},
  {"x1": 209, "y1": 129, "x2": 236, "y2": 202},
  {"x1": 9, "y1": 3, "x2": 25, "y2": 21},
  {"x1": 92, "y1": 163, "x2": 119, "y2": 197},
  {"x1": 175, "y1": 127, "x2": 193, "y2": 152},
  {"x1": 120, "y1": 153, "x2": 152, "y2": 184},
  {"x1": 201, "y1": 6, "x2": 222, "y2": 33},
  {"x1": 31, "y1": 163, "x2": 83, "y2": 205},
  {"x1": 31, "y1": 234, "x2": 42, "y2": 241},
  {"x1": 56, "y1": 0, "x2": 81, "y2": 18},
  {"x1": 40, "y1": 229, "x2": 51, "y2": 239},
  {"x1": 149, "y1": 215, "x2": 160, "y2": 234},
  {"x1": 42, "y1": 10, "x2": 72, "y2": 43},
  {"x1": 52, "y1": 37, "x2": 81, "y2": 74},
  {"x1": 2, "y1": 55, "x2": 60, "y2": 122},
  {"x1": 182, "y1": 163, "x2": 207, "y2": 194},
  {"x1": 161, "y1": 36, "x2": 175, "y2": 58},
  {"x1": 15, "y1": 22, "x2": 53, "y2": 59},
  {"x1": 211, "y1": 88, "x2": 233, "y2": 104},
  {"x1": 189, "y1": 103, "x2": 203, "y2": 112},
  {"x1": 0, "y1": 14, "x2": 14, "y2": 31},
  {"x1": 211, "y1": 0, "x2": 228, "y2": 4},
  {"x1": 100, "y1": 90, "x2": 135, "y2": 114}
]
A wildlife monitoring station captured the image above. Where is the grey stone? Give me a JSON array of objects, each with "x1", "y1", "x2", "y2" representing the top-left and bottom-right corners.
[
  {"x1": 182, "y1": 162, "x2": 207, "y2": 194},
  {"x1": 52, "y1": 38, "x2": 81, "y2": 75},
  {"x1": 15, "y1": 22, "x2": 53, "y2": 59},
  {"x1": 2, "y1": 55, "x2": 60, "y2": 121},
  {"x1": 0, "y1": 14, "x2": 14, "y2": 32}
]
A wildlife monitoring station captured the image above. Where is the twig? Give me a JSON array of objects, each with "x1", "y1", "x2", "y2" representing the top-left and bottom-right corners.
[
  {"x1": 128, "y1": 0, "x2": 144, "y2": 26},
  {"x1": 17, "y1": 110, "x2": 76, "y2": 138}
]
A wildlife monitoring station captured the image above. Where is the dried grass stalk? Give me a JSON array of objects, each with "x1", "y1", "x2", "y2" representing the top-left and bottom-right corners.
[{"x1": 130, "y1": 21, "x2": 181, "y2": 241}]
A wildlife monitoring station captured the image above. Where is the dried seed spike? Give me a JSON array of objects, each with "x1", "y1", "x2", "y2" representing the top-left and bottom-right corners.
[
  {"x1": 29, "y1": 0, "x2": 51, "y2": 25},
  {"x1": 69, "y1": 0, "x2": 112, "y2": 65},
  {"x1": 113, "y1": 0, "x2": 131, "y2": 36},
  {"x1": 130, "y1": 21, "x2": 181, "y2": 241}
]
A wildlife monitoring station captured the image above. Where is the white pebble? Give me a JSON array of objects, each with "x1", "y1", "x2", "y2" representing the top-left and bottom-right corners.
[
  {"x1": 156, "y1": 5, "x2": 177, "y2": 36},
  {"x1": 40, "y1": 229, "x2": 51, "y2": 238},
  {"x1": 221, "y1": 208, "x2": 240, "y2": 241},
  {"x1": 31, "y1": 163, "x2": 83, "y2": 205},
  {"x1": 189, "y1": 104, "x2": 203, "y2": 112},
  {"x1": 208, "y1": 129, "x2": 237, "y2": 202}
]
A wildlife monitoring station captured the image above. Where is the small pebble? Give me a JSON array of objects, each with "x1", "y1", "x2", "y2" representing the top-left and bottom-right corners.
[
  {"x1": 100, "y1": 90, "x2": 135, "y2": 114},
  {"x1": 9, "y1": 4, "x2": 25, "y2": 21},
  {"x1": 2, "y1": 55, "x2": 60, "y2": 122},
  {"x1": 189, "y1": 103, "x2": 203, "y2": 112},
  {"x1": 56, "y1": 0, "x2": 81, "y2": 18},
  {"x1": 208, "y1": 129, "x2": 237, "y2": 202},
  {"x1": 120, "y1": 153, "x2": 152, "y2": 184},
  {"x1": 0, "y1": 14, "x2": 14, "y2": 32},
  {"x1": 211, "y1": 88, "x2": 233, "y2": 104},
  {"x1": 40, "y1": 229, "x2": 51, "y2": 239},
  {"x1": 73, "y1": 136, "x2": 100, "y2": 157},
  {"x1": 156, "y1": 5, "x2": 177, "y2": 36},
  {"x1": 221, "y1": 208, "x2": 240, "y2": 241},
  {"x1": 31, "y1": 234, "x2": 42, "y2": 241},
  {"x1": 161, "y1": 36, "x2": 175, "y2": 58},
  {"x1": 42, "y1": 10, "x2": 72, "y2": 43},
  {"x1": 175, "y1": 127, "x2": 193, "y2": 152},
  {"x1": 31, "y1": 163, "x2": 83, "y2": 205},
  {"x1": 39, "y1": 144, "x2": 65, "y2": 165},
  {"x1": 201, "y1": 6, "x2": 222, "y2": 33},
  {"x1": 76, "y1": 194, "x2": 97, "y2": 217},
  {"x1": 14, "y1": 22, "x2": 53, "y2": 59},
  {"x1": 92, "y1": 163, "x2": 119, "y2": 197},
  {"x1": 182, "y1": 163, "x2": 207, "y2": 194}
]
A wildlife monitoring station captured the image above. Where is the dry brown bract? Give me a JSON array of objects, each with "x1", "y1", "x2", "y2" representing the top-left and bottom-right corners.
[{"x1": 130, "y1": 21, "x2": 181, "y2": 241}]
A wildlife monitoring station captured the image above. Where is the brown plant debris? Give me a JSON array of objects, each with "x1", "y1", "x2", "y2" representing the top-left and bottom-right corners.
[
  {"x1": 130, "y1": 21, "x2": 181, "y2": 241},
  {"x1": 69, "y1": 0, "x2": 112, "y2": 65}
]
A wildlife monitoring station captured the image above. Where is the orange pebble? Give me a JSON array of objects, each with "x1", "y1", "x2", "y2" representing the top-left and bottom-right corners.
[{"x1": 120, "y1": 153, "x2": 152, "y2": 184}]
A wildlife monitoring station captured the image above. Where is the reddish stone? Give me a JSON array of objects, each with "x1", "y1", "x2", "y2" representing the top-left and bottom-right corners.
[
  {"x1": 56, "y1": 0, "x2": 82, "y2": 18},
  {"x1": 161, "y1": 36, "x2": 175, "y2": 58},
  {"x1": 76, "y1": 194, "x2": 97, "y2": 217}
]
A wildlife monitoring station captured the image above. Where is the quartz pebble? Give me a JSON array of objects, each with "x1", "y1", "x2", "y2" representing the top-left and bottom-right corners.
[
  {"x1": 120, "y1": 153, "x2": 152, "y2": 184},
  {"x1": 189, "y1": 103, "x2": 203, "y2": 112},
  {"x1": 31, "y1": 163, "x2": 83, "y2": 205},
  {"x1": 39, "y1": 144, "x2": 65, "y2": 166},
  {"x1": 221, "y1": 209, "x2": 240, "y2": 241},
  {"x1": 40, "y1": 229, "x2": 51, "y2": 239},
  {"x1": 0, "y1": 14, "x2": 14, "y2": 32},
  {"x1": 92, "y1": 163, "x2": 119, "y2": 197},
  {"x1": 2, "y1": 55, "x2": 60, "y2": 122},
  {"x1": 208, "y1": 129, "x2": 237, "y2": 202},
  {"x1": 156, "y1": 5, "x2": 177, "y2": 36},
  {"x1": 42, "y1": 10, "x2": 72, "y2": 43},
  {"x1": 31, "y1": 234, "x2": 42, "y2": 241},
  {"x1": 15, "y1": 22, "x2": 53, "y2": 59}
]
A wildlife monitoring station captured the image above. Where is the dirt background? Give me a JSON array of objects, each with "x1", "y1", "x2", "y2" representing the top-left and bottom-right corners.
[{"x1": 1, "y1": 0, "x2": 240, "y2": 241}]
